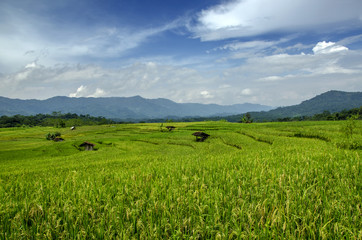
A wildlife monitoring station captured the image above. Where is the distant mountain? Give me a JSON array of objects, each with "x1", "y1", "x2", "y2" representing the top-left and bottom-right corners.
[
  {"x1": 0, "y1": 95, "x2": 272, "y2": 120},
  {"x1": 242, "y1": 90, "x2": 362, "y2": 122}
]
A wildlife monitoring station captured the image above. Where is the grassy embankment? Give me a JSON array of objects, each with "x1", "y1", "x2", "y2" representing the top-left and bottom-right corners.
[{"x1": 0, "y1": 121, "x2": 361, "y2": 239}]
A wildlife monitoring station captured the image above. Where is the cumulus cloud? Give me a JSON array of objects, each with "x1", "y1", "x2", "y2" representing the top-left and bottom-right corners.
[
  {"x1": 312, "y1": 41, "x2": 349, "y2": 54},
  {"x1": 69, "y1": 86, "x2": 106, "y2": 98},
  {"x1": 0, "y1": 62, "x2": 219, "y2": 102},
  {"x1": 192, "y1": 0, "x2": 362, "y2": 41},
  {"x1": 69, "y1": 85, "x2": 88, "y2": 98},
  {"x1": 89, "y1": 88, "x2": 106, "y2": 98},
  {"x1": 200, "y1": 90, "x2": 214, "y2": 99},
  {"x1": 218, "y1": 40, "x2": 362, "y2": 105},
  {"x1": 25, "y1": 61, "x2": 39, "y2": 69},
  {"x1": 1, "y1": 36, "x2": 361, "y2": 106}
]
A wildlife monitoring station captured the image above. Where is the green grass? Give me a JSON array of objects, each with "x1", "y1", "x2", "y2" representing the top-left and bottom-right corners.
[{"x1": 0, "y1": 121, "x2": 361, "y2": 239}]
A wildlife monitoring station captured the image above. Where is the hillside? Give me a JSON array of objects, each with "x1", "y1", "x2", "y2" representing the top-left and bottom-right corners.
[
  {"x1": 243, "y1": 90, "x2": 362, "y2": 121},
  {"x1": 0, "y1": 95, "x2": 272, "y2": 119},
  {"x1": 1, "y1": 90, "x2": 361, "y2": 121}
]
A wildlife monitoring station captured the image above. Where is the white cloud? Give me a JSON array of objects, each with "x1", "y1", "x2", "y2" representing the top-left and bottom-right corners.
[
  {"x1": 218, "y1": 41, "x2": 362, "y2": 105},
  {"x1": 211, "y1": 36, "x2": 301, "y2": 61},
  {"x1": 220, "y1": 41, "x2": 276, "y2": 51},
  {"x1": 0, "y1": 16, "x2": 361, "y2": 108},
  {"x1": 69, "y1": 85, "x2": 88, "y2": 98},
  {"x1": 1, "y1": 39, "x2": 361, "y2": 106},
  {"x1": 200, "y1": 90, "x2": 214, "y2": 99},
  {"x1": 257, "y1": 75, "x2": 290, "y2": 82},
  {"x1": 0, "y1": 62, "x2": 219, "y2": 102},
  {"x1": 337, "y1": 34, "x2": 362, "y2": 46},
  {"x1": 0, "y1": 3, "x2": 181, "y2": 73},
  {"x1": 69, "y1": 85, "x2": 106, "y2": 98},
  {"x1": 227, "y1": 39, "x2": 353, "y2": 80},
  {"x1": 25, "y1": 61, "x2": 39, "y2": 69},
  {"x1": 312, "y1": 41, "x2": 349, "y2": 54},
  {"x1": 193, "y1": 0, "x2": 362, "y2": 41},
  {"x1": 89, "y1": 88, "x2": 106, "y2": 98},
  {"x1": 241, "y1": 88, "x2": 252, "y2": 96}
]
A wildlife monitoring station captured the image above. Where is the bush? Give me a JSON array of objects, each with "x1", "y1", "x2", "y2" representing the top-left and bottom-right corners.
[
  {"x1": 340, "y1": 114, "x2": 358, "y2": 140},
  {"x1": 337, "y1": 114, "x2": 360, "y2": 150},
  {"x1": 46, "y1": 132, "x2": 61, "y2": 140}
]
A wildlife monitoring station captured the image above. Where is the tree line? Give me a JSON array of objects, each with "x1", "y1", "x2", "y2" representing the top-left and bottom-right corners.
[
  {"x1": 0, "y1": 112, "x2": 116, "y2": 128},
  {"x1": 164, "y1": 106, "x2": 362, "y2": 123},
  {"x1": 0, "y1": 107, "x2": 361, "y2": 128},
  {"x1": 274, "y1": 107, "x2": 362, "y2": 122}
]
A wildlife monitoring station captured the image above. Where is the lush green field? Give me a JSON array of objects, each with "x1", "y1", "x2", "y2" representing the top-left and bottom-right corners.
[{"x1": 0, "y1": 121, "x2": 361, "y2": 239}]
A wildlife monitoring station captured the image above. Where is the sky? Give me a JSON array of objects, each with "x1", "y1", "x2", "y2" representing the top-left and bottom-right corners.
[{"x1": 1, "y1": 0, "x2": 362, "y2": 106}]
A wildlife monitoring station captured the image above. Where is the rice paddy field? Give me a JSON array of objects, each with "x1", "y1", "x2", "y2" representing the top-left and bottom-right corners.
[{"x1": 0, "y1": 121, "x2": 361, "y2": 239}]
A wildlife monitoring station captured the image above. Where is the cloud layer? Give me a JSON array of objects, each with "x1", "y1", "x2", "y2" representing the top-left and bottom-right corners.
[
  {"x1": 0, "y1": 2, "x2": 181, "y2": 73},
  {"x1": 193, "y1": 0, "x2": 362, "y2": 41},
  {"x1": 1, "y1": 40, "x2": 361, "y2": 106}
]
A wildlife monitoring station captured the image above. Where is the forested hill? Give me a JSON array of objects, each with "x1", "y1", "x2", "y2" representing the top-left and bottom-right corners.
[
  {"x1": 0, "y1": 95, "x2": 272, "y2": 119},
  {"x1": 236, "y1": 90, "x2": 362, "y2": 122}
]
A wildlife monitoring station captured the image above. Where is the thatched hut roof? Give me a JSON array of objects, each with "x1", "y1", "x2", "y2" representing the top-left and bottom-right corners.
[
  {"x1": 192, "y1": 132, "x2": 210, "y2": 142},
  {"x1": 79, "y1": 141, "x2": 95, "y2": 151},
  {"x1": 192, "y1": 132, "x2": 210, "y2": 137},
  {"x1": 166, "y1": 126, "x2": 176, "y2": 131},
  {"x1": 79, "y1": 141, "x2": 95, "y2": 147}
]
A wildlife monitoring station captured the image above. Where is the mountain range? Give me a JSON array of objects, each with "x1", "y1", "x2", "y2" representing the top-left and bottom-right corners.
[
  {"x1": 0, "y1": 95, "x2": 272, "y2": 120},
  {"x1": 0, "y1": 90, "x2": 361, "y2": 121}
]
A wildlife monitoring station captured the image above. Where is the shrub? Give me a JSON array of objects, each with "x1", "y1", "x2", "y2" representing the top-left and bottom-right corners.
[
  {"x1": 340, "y1": 114, "x2": 358, "y2": 139},
  {"x1": 45, "y1": 132, "x2": 61, "y2": 140},
  {"x1": 337, "y1": 114, "x2": 360, "y2": 149}
]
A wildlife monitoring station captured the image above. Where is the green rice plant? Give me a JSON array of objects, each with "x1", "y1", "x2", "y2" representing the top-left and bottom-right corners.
[
  {"x1": 0, "y1": 121, "x2": 360, "y2": 239},
  {"x1": 238, "y1": 130, "x2": 274, "y2": 145},
  {"x1": 292, "y1": 132, "x2": 330, "y2": 142},
  {"x1": 336, "y1": 116, "x2": 361, "y2": 150}
]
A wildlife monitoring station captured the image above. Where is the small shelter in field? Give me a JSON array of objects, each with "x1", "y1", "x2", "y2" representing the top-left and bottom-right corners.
[
  {"x1": 70, "y1": 126, "x2": 76, "y2": 130},
  {"x1": 192, "y1": 132, "x2": 210, "y2": 142},
  {"x1": 79, "y1": 141, "x2": 95, "y2": 151},
  {"x1": 53, "y1": 137, "x2": 64, "y2": 142},
  {"x1": 166, "y1": 126, "x2": 176, "y2": 131}
]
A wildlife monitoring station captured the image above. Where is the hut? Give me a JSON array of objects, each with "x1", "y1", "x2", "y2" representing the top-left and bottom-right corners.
[
  {"x1": 70, "y1": 126, "x2": 76, "y2": 130},
  {"x1": 166, "y1": 126, "x2": 176, "y2": 131},
  {"x1": 192, "y1": 132, "x2": 210, "y2": 142},
  {"x1": 53, "y1": 137, "x2": 64, "y2": 142},
  {"x1": 79, "y1": 141, "x2": 95, "y2": 151}
]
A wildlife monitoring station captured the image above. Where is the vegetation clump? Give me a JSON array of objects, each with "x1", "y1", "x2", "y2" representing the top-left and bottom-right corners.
[
  {"x1": 192, "y1": 131, "x2": 210, "y2": 142},
  {"x1": 240, "y1": 112, "x2": 253, "y2": 123},
  {"x1": 166, "y1": 126, "x2": 176, "y2": 131},
  {"x1": 45, "y1": 132, "x2": 61, "y2": 141},
  {"x1": 337, "y1": 114, "x2": 361, "y2": 149},
  {"x1": 0, "y1": 112, "x2": 115, "y2": 128}
]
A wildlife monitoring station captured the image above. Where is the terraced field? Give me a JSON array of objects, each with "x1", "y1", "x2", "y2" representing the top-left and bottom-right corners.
[{"x1": 0, "y1": 121, "x2": 361, "y2": 239}]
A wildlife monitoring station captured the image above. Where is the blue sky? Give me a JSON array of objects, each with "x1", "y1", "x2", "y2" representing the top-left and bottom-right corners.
[{"x1": 1, "y1": 0, "x2": 362, "y2": 106}]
